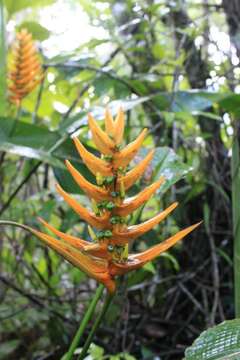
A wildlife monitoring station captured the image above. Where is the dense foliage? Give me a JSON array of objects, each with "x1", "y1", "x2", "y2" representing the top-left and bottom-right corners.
[{"x1": 0, "y1": 0, "x2": 240, "y2": 359}]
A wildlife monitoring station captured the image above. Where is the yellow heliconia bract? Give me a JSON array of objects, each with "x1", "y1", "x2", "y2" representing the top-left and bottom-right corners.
[
  {"x1": 8, "y1": 29, "x2": 43, "y2": 106},
  {"x1": 31, "y1": 108, "x2": 201, "y2": 293}
]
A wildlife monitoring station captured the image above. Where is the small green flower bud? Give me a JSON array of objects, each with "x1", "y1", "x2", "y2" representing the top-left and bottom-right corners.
[
  {"x1": 110, "y1": 216, "x2": 125, "y2": 224},
  {"x1": 110, "y1": 216, "x2": 118, "y2": 224},
  {"x1": 110, "y1": 191, "x2": 119, "y2": 198},
  {"x1": 103, "y1": 154, "x2": 113, "y2": 162},
  {"x1": 120, "y1": 217, "x2": 126, "y2": 224},
  {"x1": 96, "y1": 172, "x2": 104, "y2": 186},
  {"x1": 115, "y1": 144, "x2": 122, "y2": 151},
  {"x1": 104, "y1": 176, "x2": 115, "y2": 185},
  {"x1": 96, "y1": 231, "x2": 105, "y2": 239},
  {"x1": 106, "y1": 201, "x2": 115, "y2": 210},
  {"x1": 97, "y1": 200, "x2": 107, "y2": 210},
  {"x1": 104, "y1": 230, "x2": 112, "y2": 238}
]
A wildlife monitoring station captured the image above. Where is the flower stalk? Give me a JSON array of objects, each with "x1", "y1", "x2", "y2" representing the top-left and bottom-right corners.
[
  {"x1": 65, "y1": 284, "x2": 105, "y2": 360},
  {"x1": 77, "y1": 291, "x2": 114, "y2": 360}
]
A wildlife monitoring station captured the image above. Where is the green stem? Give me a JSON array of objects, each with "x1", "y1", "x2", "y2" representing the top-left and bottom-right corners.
[
  {"x1": 65, "y1": 284, "x2": 105, "y2": 360},
  {"x1": 78, "y1": 292, "x2": 114, "y2": 360},
  {"x1": 0, "y1": 220, "x2": 32, "y2": 232},
  {"x1": 0, "y1": 0, "x2": 6, "y2": 116},
  {"x1": 232, "y1": 120, "x2": 240, "y2": 318}
]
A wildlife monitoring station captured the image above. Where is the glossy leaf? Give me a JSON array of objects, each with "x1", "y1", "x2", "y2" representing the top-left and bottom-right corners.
[
  {"x1": 60, "y1": 96, "x2": 150, "y2": 134},
  {"x1": 0, "y1": 117, "x2": 63, "y2": 167},
  {"x1": 152, "y1": 91, "x2": 235, "y2": 113},
  {"x1": 139, "y1": 146, "x2": 191, "y2": 194},
  {"x1": 185, "y1": 320, "x2": 240, "y2": 360}
]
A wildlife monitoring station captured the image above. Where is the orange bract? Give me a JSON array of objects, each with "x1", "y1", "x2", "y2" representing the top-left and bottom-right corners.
[
  {"x1": 8, "y1": 29, "x2": 43, "y2": 106},
  {"x1": 31, "y1": 108, "x2": 201, "y2": 293}
]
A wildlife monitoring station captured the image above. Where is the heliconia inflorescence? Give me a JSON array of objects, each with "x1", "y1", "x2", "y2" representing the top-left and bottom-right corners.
[
  {"x1": 8, "y1": 29, "x2": 43, "y2": 106},
  {"x1": 29, "y1": 108, "x2": 201, "y2": 293}
]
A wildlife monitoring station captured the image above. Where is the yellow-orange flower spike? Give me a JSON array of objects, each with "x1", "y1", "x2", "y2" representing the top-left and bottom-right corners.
[
  {"x1": 8, "y1": 29, "x2": 43, "y2": 106},
  {"x1": 31, "y1": 108, "x2": 201, "y2": 293}
]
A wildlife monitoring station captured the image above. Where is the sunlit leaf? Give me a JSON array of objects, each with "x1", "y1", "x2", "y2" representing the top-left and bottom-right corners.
[
  {"x1": 5, "y1": 0, "x2": 55, "y2": 16},
  {"x1": 60, "y1": 96, "x2": 150, "y2": 134},
  {"x1": 17, "y1": 21, "x2": 50, "y2": 40}
]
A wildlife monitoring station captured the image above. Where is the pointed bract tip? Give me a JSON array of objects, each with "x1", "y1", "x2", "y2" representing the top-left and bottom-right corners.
[
  {"x1": 87, "y1": 112, "x2": 94, "y2": 121},
  {"x1": 169, "y1": 201, "x2": 179, "y2": 210},
  {"x1": 65, "y1": 159, "x2": 71, "y2": 167},
  {"x1": 37, "y1": 216, "x2": 45, "y2": 224},
  {"x1": 191, "y1": 221, "x2": 203, "y2": 229},
  {"x1": 157, "y1": 176, "x2": 165, "y2": 185}
]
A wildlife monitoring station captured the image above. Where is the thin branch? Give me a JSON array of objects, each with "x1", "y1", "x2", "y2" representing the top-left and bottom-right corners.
[
  {"x1": 0, "y1": 274, "x2": 73, "y2": 324},
  {"x1": 0, "y1": 162, "x2": 41, "y2": 216}
]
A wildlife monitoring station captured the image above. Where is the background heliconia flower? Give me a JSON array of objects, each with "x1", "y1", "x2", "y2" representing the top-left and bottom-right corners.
[
  {"x1": 8, "y1": 28, "x2": 43, "y2": 106},
  {"x1": 29, "y1": 108, "x2": 201, "y2": 293}
]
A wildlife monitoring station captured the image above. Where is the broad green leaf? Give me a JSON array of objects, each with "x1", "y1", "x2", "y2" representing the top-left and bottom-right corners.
[
  {"x1": 219, "y1": 94, "x2": 240, "y2": 116},
  {"x1": 53, "y1": 162, "x2": 94, "y2": 194},
  {"x1": 139, "y1": 147, "x2": 191, "y2": 194},
  {"x1": 185, "y1": 320, "x2": 240, "y2": 359},
  {"x1": 89, "y1": 343, "x2": 105, "y2": 358},
  {"x1": 0, "y1": 117, "x2": 107, "y2": 193},
  {"x1": 94, "y1": 75, "x2": 118, "y2": 97},
  {"x1": 0, "y1": 340, "x2": 20, "y2": 359},
  {"x1": 160, "y1": 252, "x2": 180, "y2": 271},
  {"x1": 0, "y1": 117, "x2": 63, "y2": 167},
  {"x1": 143, "y1": 261, "x2": 156, "y2": 274},
  {"x1": 0, "y1": 117, "x2": 89, "y2": 169},
  {"x1": 152, "y1": 91, "x2": 235, "y2": 113},
  {"x1": 17, "y1": 21, "x2": 50, "y2": 40},
  {"x1": 5, "y1": 0, "x2": 55, "y2": 16},
  {"x1": 60, "y1": 96, "x2": 150, "y2": 134},
  {"x1": 152, "y1": 42, "x2": 165, "y2": 59},
  {"x1": 59, "y1": 91, "x2": 235, "y2": 137},
  {"x1": 154, "y1": 147, "x2": 191, "y2": 193}
]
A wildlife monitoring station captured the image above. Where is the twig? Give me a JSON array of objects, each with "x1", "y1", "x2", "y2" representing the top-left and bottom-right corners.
[
  {"x1": 0, "y1": 161, "x2": 41, "y2": 215},
  {"x1": 0, "y1": 274, "x2": 73, "y2": 324},
  {"x1": 78, "y1": 292, "x2": 114, "y2": 360},
  {"x1": 178, "y1": 282, "x2": 206, "y2": 316},
  {"x1": 32, "y1": 70, "x2": 46, "y2": 123}
]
